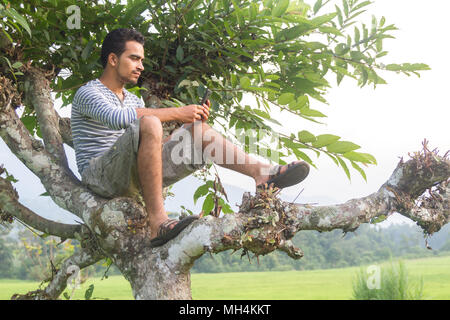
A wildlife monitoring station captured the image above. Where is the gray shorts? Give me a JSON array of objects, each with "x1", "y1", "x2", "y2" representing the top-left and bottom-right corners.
[{"x1": 81, "y1": 119, "x2": 206, "y2": 199}]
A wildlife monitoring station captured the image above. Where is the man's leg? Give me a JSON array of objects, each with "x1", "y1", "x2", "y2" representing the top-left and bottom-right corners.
[
  {"x1": 183, "y1": 121, "x2": 298, "y2": 187},
  {"x1": 137, "y1": 115, "x2": 168, "y2": 239}
]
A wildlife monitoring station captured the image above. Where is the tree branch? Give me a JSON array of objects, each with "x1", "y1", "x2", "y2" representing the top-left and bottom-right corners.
[
  {"x1": 0, "y1": 172, "x2": 82, "y2": 239},
  {"x1": 58, "y1": 116, "x2": 73, "y2": 148},
  {"x1": 149, "y1": 148, "x2": 449, "y2": 272},
  {"x1": 24, "y1": 67, "x2": 68, "y2": 166},
  {"x1": 11, "y1": 247, "x2": 104, "y2": 300}
]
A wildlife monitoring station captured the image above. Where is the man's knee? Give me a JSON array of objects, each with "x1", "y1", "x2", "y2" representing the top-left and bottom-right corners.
[
  {"x1": 183, "y1": 121, "x2": 211, "y2": 137},
  {"x1": 139, "y1": 115, "x2": 163, "y2": 140}
]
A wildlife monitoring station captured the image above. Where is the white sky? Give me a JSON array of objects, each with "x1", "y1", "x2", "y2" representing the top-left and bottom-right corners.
[{"x1": 1, "y1": 0, "x2": 449, "y2": 225}]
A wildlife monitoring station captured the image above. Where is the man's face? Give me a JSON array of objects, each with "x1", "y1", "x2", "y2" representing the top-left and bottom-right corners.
[{"x1": 109, "y1": 40, "x2": 145, "y2": 85}]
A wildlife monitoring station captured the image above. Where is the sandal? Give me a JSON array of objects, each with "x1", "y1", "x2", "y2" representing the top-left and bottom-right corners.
[
  {"x1": 150, "y1": 215, "x2": 199, "y2": 248},
  {"x1": 257, "y1": 161, "x2": 310, "y2": 190}
]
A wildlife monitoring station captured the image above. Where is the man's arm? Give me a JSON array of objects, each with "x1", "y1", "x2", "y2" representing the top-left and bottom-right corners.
[
  {"x1": 135, "y1": 107, "x2": 181, "y2": 122},
  {"x1": 135, "y1": 102, "x2": 210, "y2": 123}
]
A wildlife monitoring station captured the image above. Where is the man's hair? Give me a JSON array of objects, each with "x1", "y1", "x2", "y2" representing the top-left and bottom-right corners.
[{"x1": 100, "y1": 28, "x2": 145, "y2": 69}]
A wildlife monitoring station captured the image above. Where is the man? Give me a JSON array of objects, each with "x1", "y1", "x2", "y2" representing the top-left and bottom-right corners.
[{"x1": 71, "y1": 28, "x2": 309, "y2": 247}]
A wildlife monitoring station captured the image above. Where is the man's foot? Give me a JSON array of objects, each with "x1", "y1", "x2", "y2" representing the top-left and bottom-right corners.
[
  {"x1": 150, "y1": 215, "x2": 199, "y2": 248},
  {"x1": 256, "y1": 161, "x2": 310, "y2": 190}
]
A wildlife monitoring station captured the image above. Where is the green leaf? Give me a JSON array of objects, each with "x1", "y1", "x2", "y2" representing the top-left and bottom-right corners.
[
  {"x1": 360, "y1": 67, "x2": 369, "y2": 87},
  {"x1": 275, "y1": 23, "x2": 313, "y2": 42},
  {"x1": 342, "y1": 0, "x2": 349, "y2": 17},
  {"x1": 293, "y1": 149, "x2": 315, "y2": 168},
  {"x1": 5, "y1": 174, "x2": 18, "y2": 183},
  {"x1": 311, "y1": 13, "x2": 338, "y2": 26},
  {"x1": 326, "y1": 141, "x2": 361, "y2": 153},
  {"x1": 291, "y1": 95, "x2": 309, "y2": 110},
  {"x1": 335, "y1": 43, "x2": 349, "y2": 55},
  {"x1": 247, "y1": 86, "x2": 278, "y2": 94},
  {"x1": 20, "y1": 115, "x2": 37, "y2": 134},
  {"x1": 376, "y1": 38, "x2": 383, "y2": 52},
  {"x1": 371, "y1": 214, "x2": 387, "y2": 224},
  {"x1": 240, "y1": 76, "x2": 251, "y2": 88},
  {"x1": 84, "y1": 284, "x2": 94, "y2": 300},
  {"x1": 224, "y1": 21, "x2": 235, "y2": 37},
  {"x1": 337, "y1": 156, "x2": 351, "y2": 180},
  {"x1": 176, "y1": 46, "x2": 184, "y2": 62},
  {"x1": 81, "y1": 40, "x2": 94, "y2": 61},
  {"x1": 351, "y1": 161, "x2": 367, "y2": 181},
  {"x1": 348, "y1": 9, "x2": 367, "y2": 22},
  {"x1": 231, "y1": 0, "x2": 244, "y2": 26},
  {"x1": 326, "y1": 152, "x2": 339, "y2": 166},
  {"x1": 384, "y1": 63, "x2": 430, "y2": 74},
  {"x1": 376, "y1": 51, "x2": 388, "y2": 58},
  {"x1": 335, "y1": 5, "x2": 343, "y2": 26},
  {"x1": 371, "y1": 15, "x2": 377, "y2": 35},
  {"x1": 121, "y1": 1, "x2": 147, "y2": 24},
  {"x1": 312, "y1": 134, "x2": 340, "y2": 148},
  {"x1": 278, "y1": 92, "x2": 295, "y2": 105},
  {"x1": 354, "y1": 27, "x2": 360, "y2": 45},
  {"x1": 253, "y1": 109, "x2": 270, "y2": 119},
  {"x1": 12, "y1": 61, "x2": 23, "y2": 69},
  {"x1": 359, "y1": 152, "x2": 377, "y2": 165},
  {"x1": 407, "y1": 63, "x2": 431, "y2": 71},
  {"x1": 2, "y1": 56, "x2": 12, "y2": 69},
  {"x1": 202, "y1": 193, "x2": 215, "y2": 216},
  {"x1": 337, "y1": 73, "x2": 344, "y2": 85},
  {"x1": 319, "y1": 26, "x2": 343, "y2": 37},
  {"x1": 1, "y1": 27, "x2": 13, "y2": 43},
  {"x1": 343, "y1": 151, "x2": 377, "y2": 164},
  {"x1": 299, "y1": 108, "x2": 327, "y2": 118},
  {"x1": 4, "y1": 8, "x2": 32, "y2": 37},
  {"x1": 298, "y1": 130, "x2": 316, "y2": 143},
  {"x1": 272, "y1": 0, "x2": 289, "y2": 17},
  {"x1": 352, "y1": 1, "x2": 372, "y2": 12},
  {"x1": 230, "y1": 74, "x2": 237, "y2": 87},
  {"x1": 249, "y1": 3, "x2": 258, "y2": 20},
  {"x1": 385, "y1": 64, "x2": 402, "y2": 71},
  {"x1": 350, "y1": 51, "x2": 366, "y2": 62},
  {"x1": 220, "y1": 200, "x2": 234, "y2": 214},
  {"x1": 313, "y1": 0, "x2": 323, "y2": 15},
  {"x1": 193, "y1": 184, "x2": 210, "y2": 205}
]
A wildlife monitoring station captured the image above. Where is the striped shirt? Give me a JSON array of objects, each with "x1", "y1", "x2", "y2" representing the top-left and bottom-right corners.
[{"x1": 71, "y1": 79, "x2": 144, "y2": 174}]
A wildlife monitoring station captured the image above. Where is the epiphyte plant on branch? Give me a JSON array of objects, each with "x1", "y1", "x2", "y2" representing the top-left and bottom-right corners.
[{"x1": 0, "y1": 0, "x2": 448, "y2": 300}]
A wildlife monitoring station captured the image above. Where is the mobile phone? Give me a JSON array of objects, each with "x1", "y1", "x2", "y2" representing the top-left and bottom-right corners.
[
  {"x1": 200, "y1": 89, "x2": 211, "y2": 120},
  {"x1": 200, "y1": 88, "x2": 211, "y2": 105}
]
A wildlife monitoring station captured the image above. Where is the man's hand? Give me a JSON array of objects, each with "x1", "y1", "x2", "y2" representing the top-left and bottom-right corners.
[
  {"x1": 135, "y1": 100, "x2": 210, "y2": 123},
  {"x1": 177, "y1": 100, "x2": 210, "y2": 123}
]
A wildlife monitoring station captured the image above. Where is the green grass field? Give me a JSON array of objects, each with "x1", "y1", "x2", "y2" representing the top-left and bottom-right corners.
[{"x1": 1, "y1": 256, "x2": 449, "y2": 300}]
